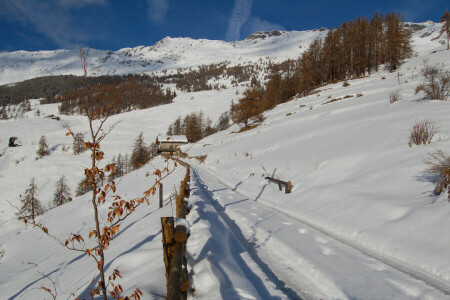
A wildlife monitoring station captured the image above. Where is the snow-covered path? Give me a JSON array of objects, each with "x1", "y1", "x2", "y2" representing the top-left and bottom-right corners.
[{"x1": 188, "y1": 166, "x2": 449, "y2": 300}]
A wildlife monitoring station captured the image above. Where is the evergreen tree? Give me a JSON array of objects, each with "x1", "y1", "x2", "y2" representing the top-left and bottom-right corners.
[
  {"x1": 73, "y1": 132, "x2": 86, "y2": 155},
  {"x1": 124, "y1": 153, "x2": 130, "y2": 174},
  {"x1": 149, "y1": 142, "x2": 158, "y2": 158},
  {"x1": 115, "y1": 153, "x2": 124, "y2": 178},
  {"x1": 17, "y1": 178, "x2": 44, "y2": 221},
  {"x1": 53, "y1": 175, "x2": 72, "y2": 207},
  {"x1": 130, "y1": 132, "x2": 150, "y2": 170},
  {"x1": 0, "y1": 104, "x2": 7, "y2": 120},
  {"x1": 216, "y1": 111, "x2": 231, "y2": 131},
  {"x1": 173, "y1": 117, "x2": 183, "y2": 135},
  {"x1": 75, "y1": 176, "x2": 93, "y2": 196},
  {"x1": 37, "y1": 135, "x2": 50, "y2": 158}
]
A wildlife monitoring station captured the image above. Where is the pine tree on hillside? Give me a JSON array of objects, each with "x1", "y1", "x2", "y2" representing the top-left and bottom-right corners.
[
  {"x1": 107, "y1": 156, "x2": 117, "y2": 181},
  {"x1": 115, "y1": 153, "x2": 124, "y2": 178},
  {"x1": 73, "y1": 132, "x2": 86, "y2": 155},
  {"x1": 37, "y1": 135, "x2": 50, "y2": 158},
  {"x1": 53, "y1": 175, "x2": 72, "y2": 207},
  {"x1": 149, "y1": 142, "x2": 158, "y2": 158},
  {"x1": 232, "y1": 88, "x2": 264, "y2": 127},
  {"x1": 173, "y1": 117, "x2": 183, "y2": 135},
  {"x1": 17, "y1": 178, "x2": 44, "y2": 221},
  {"x1": 75, "y1": 178, "x2": 87, "y2": 197},
  {"x1": 130, "y1": 132, "x2": 150, "y2": 170},
  {"x1": 441, "y1": 10, "x2": 450, "y2": 50}
]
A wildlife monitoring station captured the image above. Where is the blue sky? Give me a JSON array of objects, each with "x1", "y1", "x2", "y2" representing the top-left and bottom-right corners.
[{"x1": 0, "y1": 0, "x2": 448, "y2": 51}]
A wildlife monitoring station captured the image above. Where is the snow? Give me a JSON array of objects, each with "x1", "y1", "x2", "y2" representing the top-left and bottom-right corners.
[
  {"x1": 157, "y1": 135, "x2": 188, "y2": 143},
  {"x1": 1, "y1": 21, "x2": 450, "y2": 299}
]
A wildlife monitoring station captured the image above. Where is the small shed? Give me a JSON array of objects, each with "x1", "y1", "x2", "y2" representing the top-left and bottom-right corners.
[{"x1": 156, "y1": 135, "x2": 188, "y2": 153}]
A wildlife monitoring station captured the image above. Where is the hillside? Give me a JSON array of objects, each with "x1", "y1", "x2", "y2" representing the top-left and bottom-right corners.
[{"x1": 0, "y1": 21, "x2": 449, "y2": 299}]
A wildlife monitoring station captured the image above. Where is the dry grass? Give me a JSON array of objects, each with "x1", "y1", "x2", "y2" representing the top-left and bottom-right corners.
[
  {"x1": 390, "y1": 89, "x2": 401, "y2": 104},
  {"x1": 425, "y1": 149, "x2": 450, "y2": 198},
  {"x1": 322, "y1": 97, "x2": 342, "y2": 105},
  {"x1": 235, "y1": 123, "x2": 260, "y2": 133},
  {"x1": 193, "y1": 155, "x2": 207, "y2": 164},
  {"x1": 409, "y1": 119, "x2": 439, "y2": 147}
]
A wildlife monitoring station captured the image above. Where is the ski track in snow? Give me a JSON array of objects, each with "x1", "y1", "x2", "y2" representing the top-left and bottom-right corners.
[{"x1": 188, "y1": 165, "x2": 450, "y2": 300}]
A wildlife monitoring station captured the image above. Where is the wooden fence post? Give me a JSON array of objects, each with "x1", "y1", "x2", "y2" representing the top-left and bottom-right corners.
[
  {"x1": 159, "y1": 183, "x2": 164, "y2": 208},
  {"x1": 286, "y1": 181, "x2": 292, "y2": 194},
  {"x1": 161, "y1": 217, "x2": 175, "y2": 285}
]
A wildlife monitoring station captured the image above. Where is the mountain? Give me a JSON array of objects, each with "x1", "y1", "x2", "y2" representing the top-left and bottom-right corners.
[{"x1": 0, "y1": 29, "x2": 330, "y2": 86}]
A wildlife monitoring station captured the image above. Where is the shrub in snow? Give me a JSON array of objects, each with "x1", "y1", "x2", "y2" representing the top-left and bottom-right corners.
[
  {"x1": 342, "y1": 81, "x2": 350, "y2": 87},
  {"x1": 409, "y1": 119, "x2": 439, "y2": 147},
  {"x1": 415, "y1": 64, "x2": 450, "y2": 101},
  {"x1": 389, "y1": 89, "x2": 401, "y2": 103},
  {"x1": 425, "y1": 149, "x2": 450, "y2": 199}
]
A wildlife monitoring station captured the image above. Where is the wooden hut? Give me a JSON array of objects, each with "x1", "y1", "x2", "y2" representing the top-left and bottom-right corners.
[{"x1": 156, "y1": 135, "x2": 188, "y2": 153}]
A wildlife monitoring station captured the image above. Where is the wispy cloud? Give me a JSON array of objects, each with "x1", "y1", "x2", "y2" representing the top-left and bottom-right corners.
[
  {"x1": 147, "y1": 0, "x2": 169, "y2": 23},
  {"x1": 226, "y1": 0, "x2": 253, "y2": 41},
  {"x1": 0, "y1": 0, "x2": 104, "y2": 49},
  {"x1": 58, "y1": 0, "x2": 106, "y2": 8},
  {"x1": 246, "y1": 17, "x2": 285, "y2": 35}
]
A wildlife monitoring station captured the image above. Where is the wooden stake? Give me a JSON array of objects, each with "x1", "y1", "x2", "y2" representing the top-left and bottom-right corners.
[{"x1": 159, "y1": 183, "x2": 164, "y2": 208}]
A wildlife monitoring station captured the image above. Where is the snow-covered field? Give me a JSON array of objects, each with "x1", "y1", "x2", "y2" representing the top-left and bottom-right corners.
[{"x1": 0, "y1": 21, "x2": 450, "y2": 299}]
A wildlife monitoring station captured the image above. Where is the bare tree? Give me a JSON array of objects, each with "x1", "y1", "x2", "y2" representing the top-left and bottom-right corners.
[{"x1": 440, "y1": 10, "x2": 450, "y2": 50}]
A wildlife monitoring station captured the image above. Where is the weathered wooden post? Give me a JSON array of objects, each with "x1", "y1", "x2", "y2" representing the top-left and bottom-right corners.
[
  {"x1": 159, "y1": 183, "x2": 164, "y2": 208},
  {"x1": 286, "y1": 181, "x2": 292, "y2": 194},
  {"x1": 161, "y1": 217, "x2": 175, "y2": 284}
]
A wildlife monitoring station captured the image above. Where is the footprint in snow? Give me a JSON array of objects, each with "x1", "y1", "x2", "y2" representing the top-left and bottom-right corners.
[
  {"x1": 320, "y1": 246, "x2": 335, "y2": 256},
  {"x1": 314, "y1": 237, "x2": 328, "y2": 244}
]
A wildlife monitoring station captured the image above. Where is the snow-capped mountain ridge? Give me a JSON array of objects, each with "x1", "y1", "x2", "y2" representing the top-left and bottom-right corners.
[
  {"x1": 0, "y1": 30, "x2": 322, "y2": 85},
  {"x1": 0, "y1": 21, "x2": 445, "y2": 86}
]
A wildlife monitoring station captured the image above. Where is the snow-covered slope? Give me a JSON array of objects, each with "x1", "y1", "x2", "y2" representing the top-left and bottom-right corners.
[{"x1": 182, "y1": 32, "x2": 450, "y2": 296}]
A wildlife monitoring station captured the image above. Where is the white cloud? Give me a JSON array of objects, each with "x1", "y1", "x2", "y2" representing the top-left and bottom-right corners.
[
  {"x1": 246, "y1": 16, "x2": 285, "y2": 35},
  {"x1": 226, "y1": 0, "x2": 253, "y2": 41},
  {"x1": 147, "y1": 0, "x2": 169, "y2": 23}
]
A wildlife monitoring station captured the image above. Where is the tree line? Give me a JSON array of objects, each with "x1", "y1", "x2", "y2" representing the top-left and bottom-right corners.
[
  {"x1": 231, "y1": 12, "x2": 414, "y2": 127},
  {"x1": 0, "y1": 74, "x2": 176, "y2": 116},
  {"x1": 166, "y1": 110, "x2": 231, "y2": 143},
  {"x1": 58, "y1": 75, "x2": 175, "y2": 116}
]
